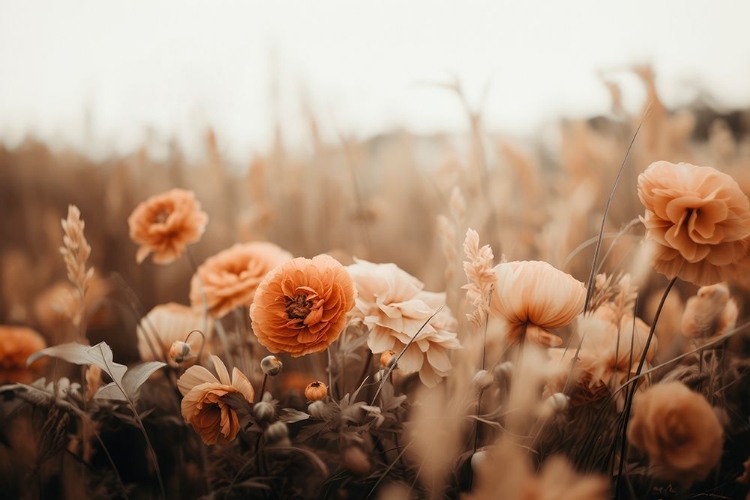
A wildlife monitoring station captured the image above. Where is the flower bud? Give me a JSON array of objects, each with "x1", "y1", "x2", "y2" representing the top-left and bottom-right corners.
[
  {"x1": 379, "y1": 350, "x2": 396, "y2": 369},
  {"x1": 470, "y1": 450, "x2": 488, "y2": 473},
  {"x1": 254, "y1": 401, "x2": 275, "y2": 422},
  {"x1": 264, "y1": 421, "x2": 290, "y2": 446},
  {"x1": 261, "y1": 355, "x2": 283, "y2": 376},
  {"x1": 541, "y1": 392, "x2": 569, "y2": 418},
  {"x1": 305, "y1": 381, "x2": 328, "y2": 402},
  {"x1": 169, "y1": 341, "x2": 193, "y2": 364},
  {"x1": 472, "y1": 369, "x2": 493, "y2": 391}
]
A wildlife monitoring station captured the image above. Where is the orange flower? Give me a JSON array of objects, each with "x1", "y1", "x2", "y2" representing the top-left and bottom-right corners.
[
  {"x1": 638, "y1": 161, "x2": 750, "y2": 286},
  {"x1": 128, "y1": 188, "x2": 208, "y2": 265},
  {"x1": 177, "y1": 355, "x2": 255, "y2": 445},
  {"x1": 628, "y1": 381, "x2": 723, "y2": 484},
  {"x1": 0, "y1": 325, "x2": 47, "y2": 384},
  {"x1": 250, "y1": 254, "x2": 356, "y2": 357},
  {"x1": 190, "y1": 242, "x2": 293, "y2": 319},
  {"x1": 137, "y1": 303, "x2": 209, "y2": 367},
  {"x1": 490, "y1": 261, "x2": 586, "y2": 347}
]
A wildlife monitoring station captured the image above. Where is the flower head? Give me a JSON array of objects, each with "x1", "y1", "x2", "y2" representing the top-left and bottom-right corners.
[
  {"x1": 347, "y1": 259, "x2": 461, "y2": 387},
  {"x1": 638, "y1": 161, "x2": 750, "y2": 286},
  {"x1": 191, "y1": 242, "x2": 293, "y2": 319},
  {"x1": 681, "y1": 282, "x2": 738, "y2": 339},
  {"x1": 0, "y1": 325, "x2": 46, "y2": 384},
  {"x1": 128, "y1": 188, "x2": 209, "y2": 264},
  {"x1": 304, "y1": 381, "x2": 328, "y2": 401},
  {"x1": 137, "y1": 303, "x2": 208, "y2": 367},
  {"x1": 177, "y1": 355, "x2": 255, "y2": 445},
  {"x1": 250, "y1": 254, "x2": 356, "y2": 357},
  {"x1": 628, "y1": 381, "x2": 723, "y2": 484},
  {"x1": 490, "y1": 261, "x2": 586, "y2": 347}
]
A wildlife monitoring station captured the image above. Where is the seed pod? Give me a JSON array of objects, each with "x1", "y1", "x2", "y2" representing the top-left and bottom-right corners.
[
  {"x1": 305, "y1": 381, "x2": 328, "y2": 402},
  {"x1": 260, "y1": 355, "x2": 283, "y2": 376}
]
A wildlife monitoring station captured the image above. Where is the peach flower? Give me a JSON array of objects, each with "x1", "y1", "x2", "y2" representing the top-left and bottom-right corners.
[
  {"x1": 681, "y1": 282, "x2": 738, "y2": 339},
  {"x1": 177, "y1": 355, "x2": 255, "y2": 445},
  {"x1": 490, "y1": 261, "x2": 586, "y2": 347},
  {"x1": 347, "y1": 259, "x2": 461, "y2": 387},
  {"x1": 0, "y1": 325, "x2": 47, "y2": 384},
  {"x1": 628, "y1": 381, "x2": 724, "y2": 484},
  {"x1": 191, "y1": 242, "x2": 293, "y2": 319},
  {"x1": 638, "y1": 161, "x2": 750, "y2": 286},
  {"x1": 250, "y1": 254, "x2": 356, "y2": 357},
  {"x1": 137, "y1": 303, "x2": 210, "y2": 367},
  {"x1": 128, "y1": 188, "x2": 208, "y2": 265}
]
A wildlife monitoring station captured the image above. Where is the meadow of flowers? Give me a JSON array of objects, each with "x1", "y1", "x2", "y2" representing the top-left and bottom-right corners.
[{"x1": 2, "y1": 68, "x2": 750, "y2": 499}]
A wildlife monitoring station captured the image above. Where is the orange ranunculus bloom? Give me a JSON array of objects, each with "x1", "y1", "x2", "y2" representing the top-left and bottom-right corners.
[
  {"x1": 0, "y1": 325, "x2": 47, "y2": 384},
  {"x1": 250, "y1": 254, "x2": 356, "y2": 357},
  {"x1": 638, "y1": 161, "x2": 750, "y2": 286},
  {"x1": 128, "y1": 188, "x2": 209, "y2": 265},
  {"x1": 490, "y1": 260, "x2": 586, "y2": 347},
  {"x1": 628, "y1": 381, "x2": 723, "y2": 484},
  {"x1": 177, "y1": 355, "x2": 255, "y2": 445},
  {"x1": 190, "y1": 242, "x2": 293, "y2": 319}
]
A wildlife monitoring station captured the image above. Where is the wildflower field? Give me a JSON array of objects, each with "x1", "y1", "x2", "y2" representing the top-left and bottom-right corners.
[{"x1": 2, "y1": 68, "x2": 750, "y2": 499}]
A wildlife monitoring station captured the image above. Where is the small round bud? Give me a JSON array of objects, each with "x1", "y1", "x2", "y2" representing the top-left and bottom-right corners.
[
  {"x1": 470, "y1": 450, "x2": 488, "y2": 473},
  {"x1": 472, "y1": 369, "x2": 493, "y2": 391},
  {"x1": 379, "y1": 350, "x2": 396, "y2": 368},
  {"x1": 261, "y1": 355, "x2": 283, "y2": 376},
  {"x1": 342, "y1": 445, "x2": 371, "y2": 476},
  {"x1": 545, "y1": 392, "x2": 569, "y2": 413},
  {"x1": 305, "y1": 381, "x2": 328, "y2": 402},
  {"x1": 169, "y1": 341, "x2": 193, "y2": 364},
  {"x1": 264, "y1": 421, "x2": 290, "y2": 446},
  {"x1": 254, "y1": 401, "x2": 275, "y2": 422}
]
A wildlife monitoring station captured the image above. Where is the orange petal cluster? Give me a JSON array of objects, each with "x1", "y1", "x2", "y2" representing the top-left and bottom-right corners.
[
  {"x1": 128, "y1": 188, "x2": 209, "y2": 265},
  {"x1": 190, "y1": 242, "x2": 293, "y2": 318},
  {"x1": 177, "y1": 355, "x2": 255, "y2": 445},
  {"x1": 0, "y1": 325, "x2": 47, "y2": 384},
  {"x1": 250, "y1": 254, "x2": 356, "y2": 357},
  {"x1": 638, "y1": 161, "x2": 750, "y2": 286}
]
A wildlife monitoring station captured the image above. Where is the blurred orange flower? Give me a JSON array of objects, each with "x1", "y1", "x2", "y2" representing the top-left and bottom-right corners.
[
  {"x1": 128, "y1": 188, "x2": 209, "y2": 265},
  {"x1": 638, "y1": 161, "x2": 750, "y2": 286},
  {"x1": 490, "y1": 261, "x2": 586, "y2": 347},
  {"x1": 250, "y1": 254, "x2": 356, "y2": 357},
  {"x1": 0, "y1": 325, "x2": 47, "y2": 384},
  {"x1": 190, "y1": 242, "x2": 293, "y2": 319},
  {"x1": 137, "y1": 303, "x2": 209, "y2": 367},
  {"x1": 177, "y1": 355, "x2": 255, "y2": 445},
  {"x1": 628, "y1": 381, "x2": 723, "y2": 484}
]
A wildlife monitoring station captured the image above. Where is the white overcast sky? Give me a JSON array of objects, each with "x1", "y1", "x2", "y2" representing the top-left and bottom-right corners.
[{"x1": 1, "y1": 0, "x2": 749, "y2": 163}]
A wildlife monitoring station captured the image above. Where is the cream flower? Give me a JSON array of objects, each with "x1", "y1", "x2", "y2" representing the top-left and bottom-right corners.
[
  {"x1": 128, "y1": 188, "x2": 209, "y2": 264},
  {"x1": 490, "y1": 261, "x2": 586, "y2": 347},
  {"x1": 638, "y1": 161, "x2": 750, "y2": 286},
  {"x1": 250, "y1": 254, "x2": 356, "y2": 357},
  {"x1": 191, "y1": 242, "x2": 293, "y2": 319},
  {"x1": 137, "y1": 303, "x2": 209, "y2": 367},
  {"x1": 177, "y1": 355, "x2": 255, "y2": 445},
  {"x1": 628, "y1": 381, "x2": 724, "y2": 484},
  {"x1": 347, "y1": 259, "x2": 461, "y2": 388}
]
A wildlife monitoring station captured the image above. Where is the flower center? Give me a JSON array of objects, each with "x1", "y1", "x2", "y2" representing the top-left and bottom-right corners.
[
  {"x1": 285, "y1": 294, "x2": 312, "y2": 320},
  {"x1": 153, "y1": 209, "x2": 171, "y2": 224}
]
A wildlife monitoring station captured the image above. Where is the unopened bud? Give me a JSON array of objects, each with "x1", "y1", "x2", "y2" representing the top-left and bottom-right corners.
[
  {"x1": 470, "y1": 450, "x2": 488, "y2": 473},
  {"x1": 261, "y1": 355, "x2": 283, "y2": 376},
  {"x1": 493, "y1": 361, "x2": 513, "y2": 384},
  {"x1": 380, "y1": 350, "x2": 396, "y2": 369},
  {"x1": 264, "y1": 421, "x2": 290, "y2": 446},
  {"x1": 254, "y1": 401, "x2": 275, "y2": 422},
  {"x1": 543, "y1": 392, "x2": 569, "y2": 417},
  {"x1": 169, "y1": 341, "x2": 194, "y2": 364},
  {"x1": 308, "y1": 400, "x2": 326, "y2": 419},
  {"x1": 472, "y1": 370, "x2": 493, "y2": 391},
  {"x1": 305, "y1": 381, "x2": 328, "y2": 402}
]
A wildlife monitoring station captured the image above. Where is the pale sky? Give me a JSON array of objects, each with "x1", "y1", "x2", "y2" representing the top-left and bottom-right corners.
[{"x1": 1, "y1": 0, "x2": 749, "y2": 163}]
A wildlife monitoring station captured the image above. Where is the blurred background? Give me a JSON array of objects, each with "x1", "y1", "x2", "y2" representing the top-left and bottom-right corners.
[{"x1": 2, "y1": 0, "x2": 750, "y2": 362}]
